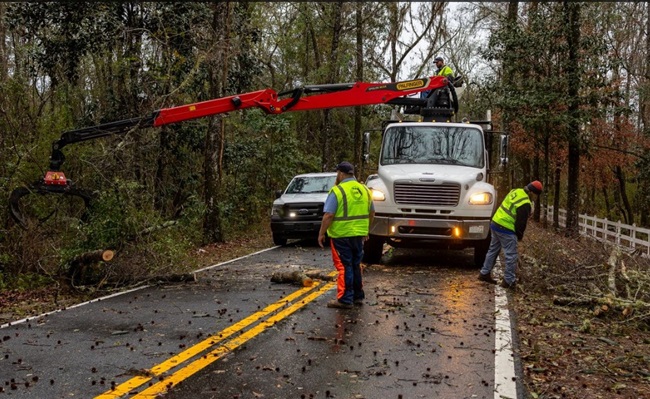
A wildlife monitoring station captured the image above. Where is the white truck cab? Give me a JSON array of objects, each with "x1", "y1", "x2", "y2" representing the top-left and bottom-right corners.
[{"x1": 362, "y1": 117, "x2": 507, "y2": 267}]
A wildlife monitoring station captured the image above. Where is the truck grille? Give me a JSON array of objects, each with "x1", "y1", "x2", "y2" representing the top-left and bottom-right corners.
[
  {"x1": 394, "y1": 182, "x2": 460, "y2": 206},
  {"x1": 282, "y1": 203, "x2": 323, "y2": 219}
]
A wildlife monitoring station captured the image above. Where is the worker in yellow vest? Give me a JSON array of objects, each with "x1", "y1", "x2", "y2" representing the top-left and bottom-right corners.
[
  {"x1": 318, "y1": 161, "x2": 375, "y2": 309},
  {"x1": 421, "y1": 55, "x2": 455, "y2": 99},
  {"x1": 434, "y1": 56, "x2": 454, "y2": 79},
  {"x1": 478, "y1": 180, "x2": 543, "y2": 289}
]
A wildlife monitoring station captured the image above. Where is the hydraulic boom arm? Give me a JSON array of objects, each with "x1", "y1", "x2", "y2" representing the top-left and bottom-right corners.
[{"x1": 10, "y1": 75, "x2": 452, "y2": 227}]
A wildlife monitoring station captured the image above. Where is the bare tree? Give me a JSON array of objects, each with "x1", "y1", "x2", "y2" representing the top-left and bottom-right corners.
[
  {"x1": 203, "y1": 2, "x2": 233, "y2": 243},
  {"x1": 369, "y1": 2, "x2": 446, "y2": 82},
  {"x1": 564, "y1": 1, "x2": 581, "y2": 237}
]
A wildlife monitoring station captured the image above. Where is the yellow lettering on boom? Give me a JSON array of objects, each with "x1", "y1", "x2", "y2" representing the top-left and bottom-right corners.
[{"x1": 396, "y1": 79, "x2": 425, "y2": 90}]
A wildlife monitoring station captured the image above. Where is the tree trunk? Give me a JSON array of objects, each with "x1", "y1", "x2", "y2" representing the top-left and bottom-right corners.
[
  {"x1": 614, "y1": 166, "x2": 633, "y2": 224},
  {"x1": 154, "y1": 126, "x2": 169, "y2": 214},
  {"x1": 353, "y1": 2, "x2": 363, "y2": 175},
  {"x1": 611, "y1": 61, "x2": 633, "y2": 225},
  {"x1": 541, "y1": 133, "x2": 549, "y2": 227},
  {"x1": 0, "y1": 3, "x2": 6, "y2": 81},
  {"x1": 500, "y1": 1, "x2": 519, "y2": 202},
  {"x1": 564, "y1": 1, "x2": 581, "y2": 238},
  {"x1": 533, "y1": 144, "x2": 541, "y2": 222},
  {"x1": 553, "y1": 165, "x2": 561, "y2": 229},
  {"x1": 320, "y1": 3, "x2": 343, "y2": 169},
  {"x1": 203, "y1": 2, "x2": 232, "y2": 244},
  {"x1": 638, "y1": 2, "x2": 650, "y2": 227}
]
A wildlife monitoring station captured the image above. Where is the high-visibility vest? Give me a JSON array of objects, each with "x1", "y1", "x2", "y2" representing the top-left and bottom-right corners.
[
  {"x1": 492, "y1": 188, "x2": 531, "y2": 231},
  {"x1": 437, "y1": 65, "x2": 454, "y2": 78},
  {"x1": 327, "y1": 180, "x2": 372, "y2": 238}
]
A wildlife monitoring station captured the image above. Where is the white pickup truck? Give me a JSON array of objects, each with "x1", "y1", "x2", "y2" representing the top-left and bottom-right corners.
[
  {"x1": 362, "y1": 117, "x2": 507, "y2": 267},
  {"x1": 270, "y1": 172, "x2": 337, "y2": 246}
]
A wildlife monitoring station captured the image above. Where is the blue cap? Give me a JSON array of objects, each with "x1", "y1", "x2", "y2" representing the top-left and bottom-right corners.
[{"x1": 336, "y1": 161, "x2": 355, "y2": 174}]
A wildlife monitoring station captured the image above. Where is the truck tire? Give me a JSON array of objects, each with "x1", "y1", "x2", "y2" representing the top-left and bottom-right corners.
[
  {"x1": 273, "y1": 234, "x2": 287, "y2": 246},
  {"x1": 363, "y1": 235, "x2": 384, "y2": 264},
  {"x1": 474, "y1": 235, "x2": 491, "y2": 268}
]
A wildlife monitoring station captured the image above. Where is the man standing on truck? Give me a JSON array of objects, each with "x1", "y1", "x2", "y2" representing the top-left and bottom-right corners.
[
  {"x1": 434, "y1": 56, "x2": 454, "y2": 79},
  {"x1": 478, "y1": 180, "x2": 543, "y2": 289},
  {"x1": 421, "y1": 55, "x2": 455, "y2": 99},
  {"x1": 318, "y1": 161, "x2": 375, "y2": 309}
]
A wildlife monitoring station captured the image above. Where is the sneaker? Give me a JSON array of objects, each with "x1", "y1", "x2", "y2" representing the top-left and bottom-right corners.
[
  {"x1": 478, "y1": 272, "x2": 497, "y2": 284},
  {"x1": 500, "y1": 280, "x2": 516, "y2": 289},
  {"x1": 327, "y1": 300, "x2": 353, "y2": 309}
]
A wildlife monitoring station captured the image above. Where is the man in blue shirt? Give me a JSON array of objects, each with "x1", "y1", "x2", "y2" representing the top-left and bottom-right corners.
[{"x1": 318, "y1": 161, "x2": 375, "y2": 309}]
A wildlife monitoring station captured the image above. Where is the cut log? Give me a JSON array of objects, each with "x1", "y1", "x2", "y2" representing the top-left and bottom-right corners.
[
  {"x1": 270, "y1": 271, "x2": 314, "y2": 287},
  {"x1": 71, "y1": 250, "x2": 114, "y2": 265},
  {"x1": 304, "y1": 270, "x2": 336, "y2": 281},
  {"x1": 67, "y1": 249, "x2": 115, "y2": 286}
]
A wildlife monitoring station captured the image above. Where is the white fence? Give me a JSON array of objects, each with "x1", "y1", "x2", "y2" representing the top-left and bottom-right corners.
[{"x1": 544, "y1": 206, "x2": 650, "y2": 258}]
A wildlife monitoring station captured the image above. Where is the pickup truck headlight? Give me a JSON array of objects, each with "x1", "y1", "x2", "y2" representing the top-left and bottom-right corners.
[
  {"x1": 469, "y1": 192, "x2": 493, "y2": 205},
  {"x1": 271, "y1": 204, "x2": 283, "y2": 216},
  {"x1": 370, "y1": 188, "x2": 386, "y2": 201}
]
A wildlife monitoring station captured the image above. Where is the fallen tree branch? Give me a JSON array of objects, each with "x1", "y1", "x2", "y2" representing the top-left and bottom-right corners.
[{"x1": 553, "y1": 295, "x2": 649, "y2": 312}]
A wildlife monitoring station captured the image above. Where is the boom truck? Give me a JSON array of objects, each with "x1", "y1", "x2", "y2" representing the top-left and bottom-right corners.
[
  {"x1": 9, "y1": 74, "x2": 507, "y2": 269},
  {"x1": 361, "y1": 108, "x2": 508, "y2": 267}
]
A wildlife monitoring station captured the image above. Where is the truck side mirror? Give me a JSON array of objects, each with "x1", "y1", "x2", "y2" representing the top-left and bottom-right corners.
[
  {"x1": 499, "y1": 134, "x2": 509, "y2": 168},
  {"x1": 363, "y1": 131, "x2": 371, "y2": 161}
]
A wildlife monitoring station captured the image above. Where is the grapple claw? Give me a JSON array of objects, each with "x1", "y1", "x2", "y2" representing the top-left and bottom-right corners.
[{"x1": 9, "y1": 179, "x2": 93, "y2": 229}]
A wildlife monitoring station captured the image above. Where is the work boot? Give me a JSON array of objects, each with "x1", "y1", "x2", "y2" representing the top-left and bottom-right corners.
[
  {"x1": 478, "y1": 272, "x2": 497, "y2": 284},
  {"x1": 500, "y1": 280, "x2": 516, "y2": 289},
  {"x1": 327, "y1": 299, "x2": 353, "y2": 309},
  {"x1": 353, "y1": 298, "x2": 364, "y2": 306}
]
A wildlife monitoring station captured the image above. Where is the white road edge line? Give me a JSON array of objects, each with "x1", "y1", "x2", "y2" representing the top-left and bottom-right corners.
[
  {"x1": 1, "y1": 245, "x2": 281, "y2": 330},
  {"x1": 193, "y1": 246, "x2": 279, "y2": 273},
  {"x1": 0, "y1": 285, "x2": 150, "y2": 329},
  {"x1": 494, "y1": 284, "x2": 518, "y2": 399}
]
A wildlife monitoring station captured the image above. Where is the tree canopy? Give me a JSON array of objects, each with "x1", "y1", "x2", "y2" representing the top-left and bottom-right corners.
[{"x1": 1, "y1": 2, "x2": 648, "y2": 283}]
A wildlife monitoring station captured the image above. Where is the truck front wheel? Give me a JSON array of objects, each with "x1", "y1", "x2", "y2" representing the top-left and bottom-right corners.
[
  {"x1": 474, "y1": 235, "x2": 490, "y2": 268},
  {"x1": 363, "y1": 235, "x2": 385, "y2": 264},
  {"x1": 273, "y1": 233, "x2": 288, "y2": 246}
]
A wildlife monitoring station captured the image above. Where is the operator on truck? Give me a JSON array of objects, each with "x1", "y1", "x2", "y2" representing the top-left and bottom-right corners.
[{"x1": 421, "y1": 55, "x2": 454, "y2": 99}]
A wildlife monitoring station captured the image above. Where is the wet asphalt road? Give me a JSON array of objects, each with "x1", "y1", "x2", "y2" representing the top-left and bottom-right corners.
[{"x1": 0, "y1": 241, "x2": 511, "y2": 399}]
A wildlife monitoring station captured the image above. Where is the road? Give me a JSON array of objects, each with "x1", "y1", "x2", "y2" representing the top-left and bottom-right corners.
[{"x1": 0, "y1": 241, "x2": 521, "y2": 399}]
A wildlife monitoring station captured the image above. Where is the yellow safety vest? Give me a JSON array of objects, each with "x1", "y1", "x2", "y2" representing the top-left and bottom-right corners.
[
  {"x1": 327, "y1": 180, "x2": 372, "y2": 238},
  {"x1": 492, "y1": 188, "x2": 531, "y2": 231},
  {"x1": 437, "y1": 65, "x2": 454, "y2": 79}
]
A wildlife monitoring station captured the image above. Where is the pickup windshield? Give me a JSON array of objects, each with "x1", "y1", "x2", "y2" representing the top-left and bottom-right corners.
[
  {"x1": 285, "y1": 175, "x2": 337, "y2": 194},
  {"x1": 381, "y1": 125, "x2": 484, "y2": 168}
]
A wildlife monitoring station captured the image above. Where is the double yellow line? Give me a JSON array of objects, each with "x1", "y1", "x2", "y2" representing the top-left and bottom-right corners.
[{"x1": 96, "y1": 274, "x2": 336, "y2": 398}]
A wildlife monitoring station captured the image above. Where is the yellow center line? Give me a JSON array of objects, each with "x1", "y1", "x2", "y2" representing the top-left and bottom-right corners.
[
  {"x1": 95, "y1": 277, "x2": 332, "y2": 399},
  {"x1": 132, "y1": 281, "x2": 336, "y2": 398}
]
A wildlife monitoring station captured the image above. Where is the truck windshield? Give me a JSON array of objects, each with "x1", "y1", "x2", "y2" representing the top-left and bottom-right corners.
[
  {"x1": 285, "y1": 175, "x2": 336, "y2": 194},
  {"x1": 381, "y1": 126, "x2": 484, "y2": 168}
]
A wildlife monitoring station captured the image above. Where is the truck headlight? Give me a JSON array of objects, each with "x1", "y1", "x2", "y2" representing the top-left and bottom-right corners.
[
  {"x1": 469, "y1": 192, "x2": 493, "y2": 205},
  {"x1": 370, "y1": 188, "x2": 386, "y2": 201},
  {"x1": 271, "y1": 205, "x2": 283, "y2": 216}
]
